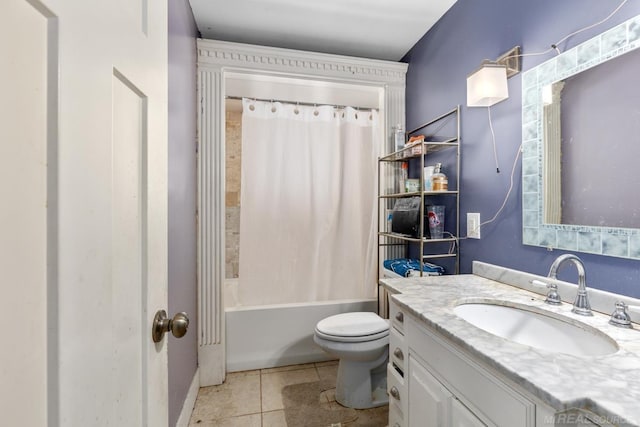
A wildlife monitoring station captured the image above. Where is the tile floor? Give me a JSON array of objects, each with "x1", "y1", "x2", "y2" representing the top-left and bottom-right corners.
[{"x1": 188, "y1": 361, "x2": 389, "y2": 426}]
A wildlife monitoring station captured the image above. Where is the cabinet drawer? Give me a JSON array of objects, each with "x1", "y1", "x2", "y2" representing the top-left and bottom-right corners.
[
  {"x1": 390, "y1": 326, "x2": 407, "y2": 374},
  {"x1": 388, "y1": 403, "x2": 404, "y2": 427},
  {"x1": 389, "y1": 298, "x2": 405, "y2": 334},
  {"x1": 387, "y1": 363, "x2": 406, "y2": 427},
  {"x1": 407, "y1": 318, "x2": 535, "y2": 427}
]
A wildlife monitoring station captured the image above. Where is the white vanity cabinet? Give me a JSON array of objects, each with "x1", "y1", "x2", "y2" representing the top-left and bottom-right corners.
[
  {"x1": 388, "y1": 298, "x2": 408, "y2": 427},
  {"x1": 450, "y1": 398, "x2": 488, "y2": 427},
  {"x1": 408, "y1": 354, "x2": 486, "y2": 426},
  {"x1": 407, "y1": 354, "x2": 450, "y2": 426},
  {"x1": 388, "y1": 298, "x2": 564, "y2": 427}
]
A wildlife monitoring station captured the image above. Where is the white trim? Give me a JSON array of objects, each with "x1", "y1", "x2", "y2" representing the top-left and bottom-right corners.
[
  {"x1": 175, "y1": 367, "x2": 200, "y2": 427},
  {"x1": 198, "y1": 39, "x2": 407, "y2": 84},
  {"x1": 198, "y1": 343, "x2": 225, "y2": 386},
  {"x1": 196, "y1": 39, "x2": 407, "y2": 386}
]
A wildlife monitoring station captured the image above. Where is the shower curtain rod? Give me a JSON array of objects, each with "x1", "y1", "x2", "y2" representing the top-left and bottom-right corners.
[{"x1": 225, "y1": 95, "x2": 378, "y2": 111}]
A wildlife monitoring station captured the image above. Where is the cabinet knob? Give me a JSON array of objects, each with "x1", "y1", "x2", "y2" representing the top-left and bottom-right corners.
[
  {"x1": 390, "y1": 386, "x2": 401, "y2": 400},
  {"x1": 395, "y1": 312, "x2": 404, "y2": 323},
  {"x1": 393, "y1": 347, "x2": 404, "y2": 360}
]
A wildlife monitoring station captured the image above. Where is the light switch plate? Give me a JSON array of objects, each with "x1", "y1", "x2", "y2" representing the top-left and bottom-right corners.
[{"x1": 467, "y1": 213, "x2": 480, "y2": 239}]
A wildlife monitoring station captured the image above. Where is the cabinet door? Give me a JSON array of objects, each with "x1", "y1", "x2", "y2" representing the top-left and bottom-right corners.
[
  {"x1": 408, "y1": 355, "x2": 452, "y2": 427},
  {"x1": 451, "y1": 398, "x2": 487, "y2": 427}
]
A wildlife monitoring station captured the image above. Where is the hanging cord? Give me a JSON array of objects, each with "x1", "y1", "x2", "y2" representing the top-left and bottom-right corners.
[
  {"x1": 442, "y1": 231, "x2": 458, "y2": 254},
  {"x1": 552, "y1": 0, "x2": 629, "y2": 51},
  {"x1": 460, "y1": 142, "x2": 522, "y2": 239},
  {"x1": 481, "y1": 142, "x2": 522, "y2": 229},
  {"x1": 505, "y1": 0, "x2": 629, "y2": 62},
  {"x1": 487, "y1": 106, "x2": 500, "y2": 173}
]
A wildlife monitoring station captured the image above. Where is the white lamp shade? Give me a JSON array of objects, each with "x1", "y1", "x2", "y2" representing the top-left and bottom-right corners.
[{"x1": 466, "y1": 64, "x2": 509, "y2": 107}]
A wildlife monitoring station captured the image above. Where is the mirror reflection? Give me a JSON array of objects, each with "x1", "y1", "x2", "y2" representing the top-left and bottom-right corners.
[{"x1": 542, "y1": 47, "x2": 640, "y2": 228}]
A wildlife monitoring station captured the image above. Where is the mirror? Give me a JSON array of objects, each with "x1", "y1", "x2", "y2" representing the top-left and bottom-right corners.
[{"x1": 522, "y1": 14, "x2": 640, "y2": 259}]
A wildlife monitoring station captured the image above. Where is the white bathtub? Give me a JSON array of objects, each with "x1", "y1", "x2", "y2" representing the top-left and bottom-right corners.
[{"x1": 224, "y1": 278, "x2": 378, "y2": 372}]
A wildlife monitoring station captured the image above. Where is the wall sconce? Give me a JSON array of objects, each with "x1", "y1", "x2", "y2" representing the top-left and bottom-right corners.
[
  {"x1": 466, "y1": 46, "x2": 521, "y2": 107},
  {"x1": 466, "y1": 62, "x2": 509, "y2": 107}
]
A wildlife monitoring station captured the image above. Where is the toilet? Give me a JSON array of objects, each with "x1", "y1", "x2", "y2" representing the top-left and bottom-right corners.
[{"x1": 313, "y1": 312, "x2": 390, "y2": 409}]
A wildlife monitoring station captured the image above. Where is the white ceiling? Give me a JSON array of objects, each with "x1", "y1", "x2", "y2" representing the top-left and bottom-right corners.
[{"x1": 188, "y1": 0, "x2": 457, "y2": 61}]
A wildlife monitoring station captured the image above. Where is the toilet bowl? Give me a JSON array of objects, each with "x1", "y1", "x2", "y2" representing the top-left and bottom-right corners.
[{"x1": 313, "y1": 312, "x2": 389, "y2": 409}]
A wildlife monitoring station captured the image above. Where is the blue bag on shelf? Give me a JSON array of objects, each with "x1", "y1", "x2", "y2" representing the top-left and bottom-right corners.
[{"x1": 383, "y1": 258, "x2": 445, "y2": 277}]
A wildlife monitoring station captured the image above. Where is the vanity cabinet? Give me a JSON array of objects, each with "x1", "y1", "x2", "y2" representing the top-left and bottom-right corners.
[
  {"x1": 450, "y1": 398, "x2": 488, "y2": 427},
  {"x1": 407, "y1": 354, "x2": 486, "y2": 426},
  {"x1": 387, "y1": 298, "x2": 568, "y2": 427},
  {"x1": 388, "y1": 298, "x2": 408, "y2": 427},
  {"x1": 408, "y1": 355, "x2": 486, "y2": 426},
  {"x1": 408, "y1": 354, "x2": 451, "y2": 426}
]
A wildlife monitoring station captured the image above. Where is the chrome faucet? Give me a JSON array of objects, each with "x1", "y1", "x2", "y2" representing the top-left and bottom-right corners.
[{"x1": 548, "y1": 254, "x2": 592, "y2": 316}]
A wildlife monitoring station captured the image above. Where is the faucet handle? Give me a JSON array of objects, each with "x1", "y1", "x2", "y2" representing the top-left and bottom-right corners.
[
  {"x1": 609, "y1": 301, "x2": 633, "y2": 329},
  {"x1": 532, "y1": 280, "x2": 562, "y2": 305},
  {"x1": 545, "y1": 283, "x2": 563, "y2": 305}
]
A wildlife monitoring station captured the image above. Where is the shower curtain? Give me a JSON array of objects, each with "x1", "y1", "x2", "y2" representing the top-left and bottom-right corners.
[{"x1": 238, "y1": 98, "x2": 380, "y2": 306}]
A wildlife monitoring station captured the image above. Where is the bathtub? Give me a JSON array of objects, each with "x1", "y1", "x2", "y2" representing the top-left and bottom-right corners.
[{"x1": 224, "y1": 278, "x2": 378, "y2": 372}]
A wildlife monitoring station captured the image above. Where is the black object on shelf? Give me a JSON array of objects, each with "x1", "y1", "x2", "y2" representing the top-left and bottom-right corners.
[{"x1": 391, "y1": 197, "x2": 429, "y2": 238}]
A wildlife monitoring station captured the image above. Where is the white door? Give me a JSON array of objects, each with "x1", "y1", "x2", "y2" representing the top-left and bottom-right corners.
[{"x1": 0, "y1": 1, "x2": 169, "y2": 426}]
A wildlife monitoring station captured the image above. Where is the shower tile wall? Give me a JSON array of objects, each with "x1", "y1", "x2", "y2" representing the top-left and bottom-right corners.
[{"x1": 226, "y1": 110, "x2": 241, "y2": 278}]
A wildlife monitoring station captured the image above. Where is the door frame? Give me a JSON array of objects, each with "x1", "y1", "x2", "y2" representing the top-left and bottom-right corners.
[{"x1": 196, "y1": 39, "x2": 407, "y2": 386}]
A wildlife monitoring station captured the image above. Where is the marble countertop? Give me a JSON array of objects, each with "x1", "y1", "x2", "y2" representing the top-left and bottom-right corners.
[{"x1": 381, "y1": 268, "x2": 640, "y2": 426}]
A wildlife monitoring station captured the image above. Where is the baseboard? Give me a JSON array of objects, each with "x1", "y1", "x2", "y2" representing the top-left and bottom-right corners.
[
  {"x1": 176, "y1": 367, "x2": 200, "y2": 427},
  {"x1": 227, "y1": 352, "x2": 333, "y2": 373}
]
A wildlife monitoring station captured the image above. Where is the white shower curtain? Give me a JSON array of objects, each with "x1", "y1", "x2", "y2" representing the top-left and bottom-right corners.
[{"x1": 238, "y1": 99, "x2": 380, "y2": 306}]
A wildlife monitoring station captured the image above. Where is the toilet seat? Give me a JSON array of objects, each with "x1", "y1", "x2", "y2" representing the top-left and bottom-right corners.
[
  {"x1": 315, "y1": 312, "x2": 389, "y2": 343},
  {"x1": 313, "y1": 312, "x2": 390, "y2": 408},
  {"x1": 315, "y1": 328, "x2": 389, "y2": 343}
]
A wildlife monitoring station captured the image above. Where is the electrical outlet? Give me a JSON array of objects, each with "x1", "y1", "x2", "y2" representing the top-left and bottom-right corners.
[{"x1": 467, "y1": 213, "x2": 481, "y2": 239}]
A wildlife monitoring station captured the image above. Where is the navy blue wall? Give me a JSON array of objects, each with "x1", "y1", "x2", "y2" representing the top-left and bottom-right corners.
[
  {"x1": 404, "y1": 0, "x2": 640, "y2": 297},
  {"x1": 168, "y1": 0, "x2": 198, "y2": 425}
]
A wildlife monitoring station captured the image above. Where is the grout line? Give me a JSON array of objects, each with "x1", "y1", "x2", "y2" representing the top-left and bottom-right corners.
[{"x1": 260, "y1": 370, "x2": 264, "y2": 427}]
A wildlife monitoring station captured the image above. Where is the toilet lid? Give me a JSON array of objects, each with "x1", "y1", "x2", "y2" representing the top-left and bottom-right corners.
[{"x1": 316, "y1": 312, "x2": 389, "y2": 337}]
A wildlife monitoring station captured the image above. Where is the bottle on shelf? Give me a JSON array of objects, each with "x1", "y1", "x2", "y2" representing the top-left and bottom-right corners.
[
  {"x1": 398, "y1": 162, "x2": 408, "y2": 193},
  {"x1": 394, "y1": 124, "x2": 405, "y2": 153},
  {"x1": 431, "y1": 163, "x2": 448, "y2": 191},
  {"x1": 424, "y1": 165, "x2": 435, "y2": 191}
]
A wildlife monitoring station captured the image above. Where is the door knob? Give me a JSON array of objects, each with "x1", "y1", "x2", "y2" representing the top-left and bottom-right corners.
[{"x1": 152, "y1": 310, "x2": 189, "y2": 343}]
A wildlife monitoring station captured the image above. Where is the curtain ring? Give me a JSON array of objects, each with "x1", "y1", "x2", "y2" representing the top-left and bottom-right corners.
[
  {"x1": 294, "y1": 102, "x2": 299, "y2": 115},
  {"x1": 247, "y1": 98, "x2": 256, "y2": 111},
  {"x1": 313, "y1": 104, "x2": 319, "y2": 116}
]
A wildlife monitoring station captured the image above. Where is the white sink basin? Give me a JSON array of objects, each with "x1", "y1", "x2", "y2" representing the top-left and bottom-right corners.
[{"x1": 453, "y1": 301, "x2": 618, "y2": 357}]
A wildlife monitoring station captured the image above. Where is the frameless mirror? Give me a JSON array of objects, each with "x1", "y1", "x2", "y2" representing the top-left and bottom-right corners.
[{"x1": 522, "y1": 14, "x2": 640, "y2": 259}]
